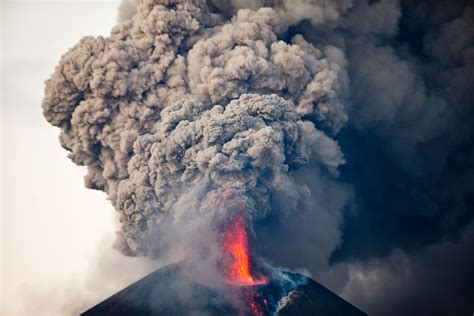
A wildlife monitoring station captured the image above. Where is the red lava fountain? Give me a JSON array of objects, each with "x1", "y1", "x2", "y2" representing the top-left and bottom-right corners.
[
  {"x1": 222, "y1": 215, "x2": 266, "y2": 286},
  {"x1": 222, "y1": 214, "x2": 268, "y2": 315}
]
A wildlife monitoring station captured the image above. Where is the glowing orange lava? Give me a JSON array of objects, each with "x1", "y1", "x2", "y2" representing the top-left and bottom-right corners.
[
  {"x1": 248, "y1": 292, "x2": 269, "y2": 316},
  {"x1": 222, "y1": 214, "x2": 269, "y2": 316},
  {"x1": 222, "y1": 215, "x2": 267, "y2": 286}
]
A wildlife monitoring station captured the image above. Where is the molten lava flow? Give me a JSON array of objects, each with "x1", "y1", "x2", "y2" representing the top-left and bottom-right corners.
[
  {"x1": 222, "y1": 215, "x2": 266, "y2": 286},
  {"x1": 222, "y1": 214, "x2": 269, "y2": 315},
  {"x1": 248, "y1": 292, "x2": 269, "y2": 316}
]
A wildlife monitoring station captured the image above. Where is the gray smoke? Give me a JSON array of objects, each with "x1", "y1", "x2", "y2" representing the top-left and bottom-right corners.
[
  {"x1": 209, "y1": 0, "x2": 354, "y2": 29},
  {"x1": 42, "y1": 0, "x2": 347, "y2": 259},
  {"x1": 42, "y1": 0, "x2": 474, "y2": 314}
]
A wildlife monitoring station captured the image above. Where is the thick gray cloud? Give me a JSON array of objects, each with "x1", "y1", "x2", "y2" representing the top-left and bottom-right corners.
[
  {"x1": 210, "y1": 0, "x2": 354, "y2": 30},
  {"x1": 42, "y1": 0, "x2": 474, "y2": 314},
  {"x1": 314, "y1": 0, "x2": 473, "y2": 172},
  {"x1": 206, "y1": 0, "x2": 474, "y2": 313},
  {"x1": 43, "y1": 0, "x2": 348, "y2": 265},
  {"x1": 115, "y1": 94, "x2": 344, "y2": 256},
  {"x1": 342, "y1": 223, "x2": 474, "y2": 316}
]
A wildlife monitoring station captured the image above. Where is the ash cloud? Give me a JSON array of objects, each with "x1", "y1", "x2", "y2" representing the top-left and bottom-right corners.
[
  {"x1": 209, "y1": 0, "x2": 354, "y2": 29},
  {"x1": 275, "y1": 0, "x2": 474, "y2": 314},
  {"x1": 342, "y1": 223, "x2": 474, "y2": 316},
  {"x1": 43, "y1": 0, "x2": 474, "y2": 314},
  {"x1": 43, "y1": 0, "x2": 347, "y2": 263}
]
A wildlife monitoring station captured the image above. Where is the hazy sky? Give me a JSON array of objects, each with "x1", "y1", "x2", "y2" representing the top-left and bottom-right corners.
[{"x1": 1, "y1": 1, "x2": 153, "y2": 315}]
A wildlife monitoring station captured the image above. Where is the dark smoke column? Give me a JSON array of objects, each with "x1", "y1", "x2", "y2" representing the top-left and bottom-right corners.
[{"x1": 42, "y1": 0, "x2": 347, "y2": 262}]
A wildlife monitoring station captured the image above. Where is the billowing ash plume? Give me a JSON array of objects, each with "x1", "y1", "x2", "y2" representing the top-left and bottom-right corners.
[
  {"x1": 42, "y1": 0, "x2": 346, "y2": 257},
  {"x1": 43, "y1": 0, "x2": 474, "y2": 314},
  {"x1": 209, "y1": 0, "x2": 354, "y2": 29}
]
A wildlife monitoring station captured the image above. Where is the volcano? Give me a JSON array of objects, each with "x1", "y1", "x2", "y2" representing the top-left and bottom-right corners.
[{"x1": 81, "y1": 262, "x2": 366, "y2": 316}]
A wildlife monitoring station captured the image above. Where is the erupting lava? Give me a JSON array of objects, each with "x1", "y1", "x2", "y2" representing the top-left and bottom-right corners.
[
  {"x1": 222, "y1": 214, "x2": 267, "y2": 286},
  {"x1": 222, "y1": 214, "x2": 269, "y2": 315}
]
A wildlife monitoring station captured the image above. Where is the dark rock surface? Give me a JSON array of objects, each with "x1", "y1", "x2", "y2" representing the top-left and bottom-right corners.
[{"x1": 81, "y1": 262, "x2": 366, "y2": 316}]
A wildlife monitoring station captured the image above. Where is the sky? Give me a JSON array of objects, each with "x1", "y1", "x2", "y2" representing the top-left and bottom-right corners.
[{"x1": 1, "y1": 1, "x2": 154, "y2": 315}]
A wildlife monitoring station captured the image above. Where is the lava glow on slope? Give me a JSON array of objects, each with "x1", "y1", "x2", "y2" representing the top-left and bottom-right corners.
[
  {"x1": 222, "y1": 214, "x2": 267, "y2": 286},
  {"x1": 222, "y1": 214, "x2": 269, "y2": 315}
]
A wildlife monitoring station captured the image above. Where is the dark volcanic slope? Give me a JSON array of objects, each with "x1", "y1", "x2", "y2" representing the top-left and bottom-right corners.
[
  {"x1": 277, "y1": 278, "x2": 366, "y2": 316},
  {"x1": 81, "y1": 263, "x2": 366, "y2": 316}
]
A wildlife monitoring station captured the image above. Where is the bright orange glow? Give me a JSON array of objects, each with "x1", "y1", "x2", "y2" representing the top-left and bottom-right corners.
[
  {"x1": 248, "y1": 292, "x2": 269, "y2": 316},
  {"x1": 222, "y1": 214, "x2": 268, "y2": 315},
  {"x1": 222, "y1": 215, "x2": 267, "y2": 286},
  {"x1": 249, "y1": 298, "x2": 264, "y2": 316}
]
